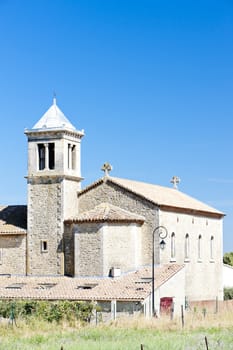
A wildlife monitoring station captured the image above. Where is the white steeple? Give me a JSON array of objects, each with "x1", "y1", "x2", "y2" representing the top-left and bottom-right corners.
[{"x1": 32, "y1": 97, "x2": 76, "y2": 131}]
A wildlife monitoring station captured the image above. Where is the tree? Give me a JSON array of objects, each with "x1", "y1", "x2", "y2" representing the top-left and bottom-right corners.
[{"x1": 223, "y1": 252, "x2": 233, "y2": 266}]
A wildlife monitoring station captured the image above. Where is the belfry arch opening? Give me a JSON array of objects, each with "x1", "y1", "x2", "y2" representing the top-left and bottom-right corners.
[{"x1": 38, "y1": 143, "x2": 55, "y2": 170}]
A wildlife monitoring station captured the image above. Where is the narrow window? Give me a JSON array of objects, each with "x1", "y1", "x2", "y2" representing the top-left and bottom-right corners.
[
  {"x1": 38, "y1": 144, "x2": 45, "y2": 170},
  {"x1": 71, "y1": 145, "x2": 76, "y2": 170},
  {"x1": 171, "y1": 232, "x2": 175, "y2": 259},
  {"x1": 68, "y1": 143, "x2": 71, "y2": 169},
  {"x1": 48, "y1": 143, "x2": 55, "y2": 169},
  {"x1": 185, "y1": 234, "x2": 189, "y2": 260},
  {"x1": 198, "y1": 235, "x2": 202, "y2": 260},
  {"x1": 210, "y1": 236, "x2": 214, "y2": 260},
  {"x1": 41, "y1": 240, "x2": 48, "y2": 253},
  {"x1": 68, "y1": 144, "x2": 76, "y2": 170}
]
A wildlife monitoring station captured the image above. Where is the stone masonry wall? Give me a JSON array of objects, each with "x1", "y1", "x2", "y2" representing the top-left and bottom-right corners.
[
  {"x1": 27, "y1": 179, "x2": 63, "y2": 275},
  {"x1": 74, "y1": 223, "x2": 103, "y2": 276},
  {"x1": 64, "y1": 223, "x2": 74, "y2": 276},
  {"x1": 78, "y1": 181, "x2": 159, "y2": 266},
  {"x1": 73, "y1": 222, "x2": 142, "y2": 277},
  {"x1": 0, "y1": 235, "x2": 26, "y2": 275}
]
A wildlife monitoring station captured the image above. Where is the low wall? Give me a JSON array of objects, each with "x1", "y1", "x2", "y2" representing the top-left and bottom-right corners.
[{"x1": 189, "y1": 300, "x2": 233, "y2": 313}]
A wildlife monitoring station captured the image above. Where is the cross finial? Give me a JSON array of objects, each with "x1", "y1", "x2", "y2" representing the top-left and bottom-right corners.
[
  {"x1": 170, "y1": 176, "x2": 180, "y2": 189},
  {"x1": 101, "y1": 162, "x2": 113, "y2": 176}
]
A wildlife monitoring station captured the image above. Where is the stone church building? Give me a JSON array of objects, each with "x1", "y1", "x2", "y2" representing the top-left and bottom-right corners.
[{"x1": 0, "y1": 99, "x2": 224, "y2": 314}]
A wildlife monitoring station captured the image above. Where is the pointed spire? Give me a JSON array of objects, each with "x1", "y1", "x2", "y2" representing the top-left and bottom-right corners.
[
  {"x1": 53, "y1": 91, "x2": 57, "y2": 106},
  {"x1": 32, "y1": 97, "x2": 76, "y2": 131}
]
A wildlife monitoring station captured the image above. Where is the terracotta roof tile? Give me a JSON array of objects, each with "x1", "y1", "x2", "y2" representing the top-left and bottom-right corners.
[
  {"x1": 67, "y1": 203, "x2": 145, "y2": 224},
  {"x1": 0, "y1": 264, "x2": 183, "y2": 301}
]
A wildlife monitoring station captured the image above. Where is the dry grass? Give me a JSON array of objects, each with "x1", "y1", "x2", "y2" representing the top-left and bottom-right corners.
[
  {"x1": 105, "y1": 304, "x2": 233, "y2": 332},
  {"x1": 0, "y1": 306, "x2": 233, "y2": 349}
]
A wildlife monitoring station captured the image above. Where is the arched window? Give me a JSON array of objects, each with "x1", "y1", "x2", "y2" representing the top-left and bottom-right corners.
[
  {"x1": 210, "y1": 236, "x2": 214, "y2": 260},
  {"x1": 185, "y1": 234, "x2": 189, "y2": 260},
  {"x1": 38, "y1": 143, "x2": 55, "y2": 170},
  {"x1": 198, "y1": 235, "x2": 202, "y2": 260},
  {"x1": 171, "y1": 233, "x2": 175, "y2": 260}
]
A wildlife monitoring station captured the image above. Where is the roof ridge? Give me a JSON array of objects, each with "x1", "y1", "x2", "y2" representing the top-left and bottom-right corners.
[{"x1": 78, "y1": 176, "x2": 224, "y2": 217}]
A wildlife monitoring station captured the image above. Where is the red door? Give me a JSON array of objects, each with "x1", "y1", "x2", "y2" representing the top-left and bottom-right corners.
[{"x1": 160, "y1": 297, "x2": 173, "y2": 314}]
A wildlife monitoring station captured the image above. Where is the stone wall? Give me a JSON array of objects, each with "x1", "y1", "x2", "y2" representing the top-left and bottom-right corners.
[
  {"x1": 0, "y1": 235, "x2": 26, "y2": 275},
  {"x1": 73, "y1": 221, "x2": 142, "y2": 277},
  {"x1": 78, "y1": 180, "x2": 223, "y2": 301},
  {"x1": 27, "y1": 179, "x2": 63, "y2": 275},
  {"x1": 64, "y1": 222, "x2": 74, "y2": 276},
  {"x1": 78, "y1": 181, "x2": 159, "y2": 265},
  {"x1": 74, "y1": 223, "x2": 103, "y2": 276}
]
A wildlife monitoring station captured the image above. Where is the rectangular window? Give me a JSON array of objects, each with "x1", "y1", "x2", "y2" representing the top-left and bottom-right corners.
[
  {"x1": 48, "y1": 143, "x2": 55, "y2": 169},
  {"x1": 38, "y1": 144, "x2": 45, "y2": 170},
  {"x1": 41, "y1": 240, "x2": 48, "y2": 253}
]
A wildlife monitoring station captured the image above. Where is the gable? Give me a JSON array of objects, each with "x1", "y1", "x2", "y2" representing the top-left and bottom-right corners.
[{"x1": 78, "y1": 176, "x2": 224, "y2": 218}]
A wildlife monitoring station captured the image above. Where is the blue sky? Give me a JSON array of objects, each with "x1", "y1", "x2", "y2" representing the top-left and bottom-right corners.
[{"x1": 0, "y1": 0, "x2": 233, "y2": 252}]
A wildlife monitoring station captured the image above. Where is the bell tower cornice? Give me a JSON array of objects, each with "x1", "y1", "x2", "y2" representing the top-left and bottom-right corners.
[{"x1": 24, "y1": 128, "x2": 84, "y2": 141}]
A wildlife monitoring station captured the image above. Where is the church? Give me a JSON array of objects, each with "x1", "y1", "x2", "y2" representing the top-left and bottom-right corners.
[{"x1": 0, "y1": 99, "x2": 224, "y2": 317}]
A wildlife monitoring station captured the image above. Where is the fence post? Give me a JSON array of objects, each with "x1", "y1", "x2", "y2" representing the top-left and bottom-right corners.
[
  {"x1": 111, "y1": 300, "x2": 117, "y2": 320},
  {"x1": 181, "y1": 305, "x2": 184, "y2": 328},
  {"x1": 205, "y1": 336, "x2": 209, "y2": 350},
  {"x1": 215, "y1": 296, "x2": 218, "y2": 313}
]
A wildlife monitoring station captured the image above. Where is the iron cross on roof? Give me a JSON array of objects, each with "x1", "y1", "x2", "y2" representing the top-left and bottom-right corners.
[
  {"x1": 101, "y1": 162, "x2": 113, "y2": 176},
  {"x1": 170, "y1": 176, "x2": 180, "y2": 189}
]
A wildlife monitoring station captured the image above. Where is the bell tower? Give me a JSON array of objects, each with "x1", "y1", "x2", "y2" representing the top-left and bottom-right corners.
[{"x1": 25, "y1": 98, "x2": 84, "y2": 275}]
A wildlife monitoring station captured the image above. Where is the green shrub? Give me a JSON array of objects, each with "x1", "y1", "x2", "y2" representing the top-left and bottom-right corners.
[
  {"x1": 224, "y1": 287, "x2": 233, "y2": 300},
  {"x1": 0, "y1": 300, "x2": 94, "y2": 323}
]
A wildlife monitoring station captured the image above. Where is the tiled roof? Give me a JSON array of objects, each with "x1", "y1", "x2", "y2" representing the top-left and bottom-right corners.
[
  {"x1": 66, "y1": 203, "x2": 145, "y2": 224},
  {"x1": 0, "y1": 264, "x2": 183, "y2": 301},
  {"x1": 0, "y1": 206, "x2": 27, "y2": 235},
  {"x1": 78, "y1": 176, "x2": 224, "y2": 217}
]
